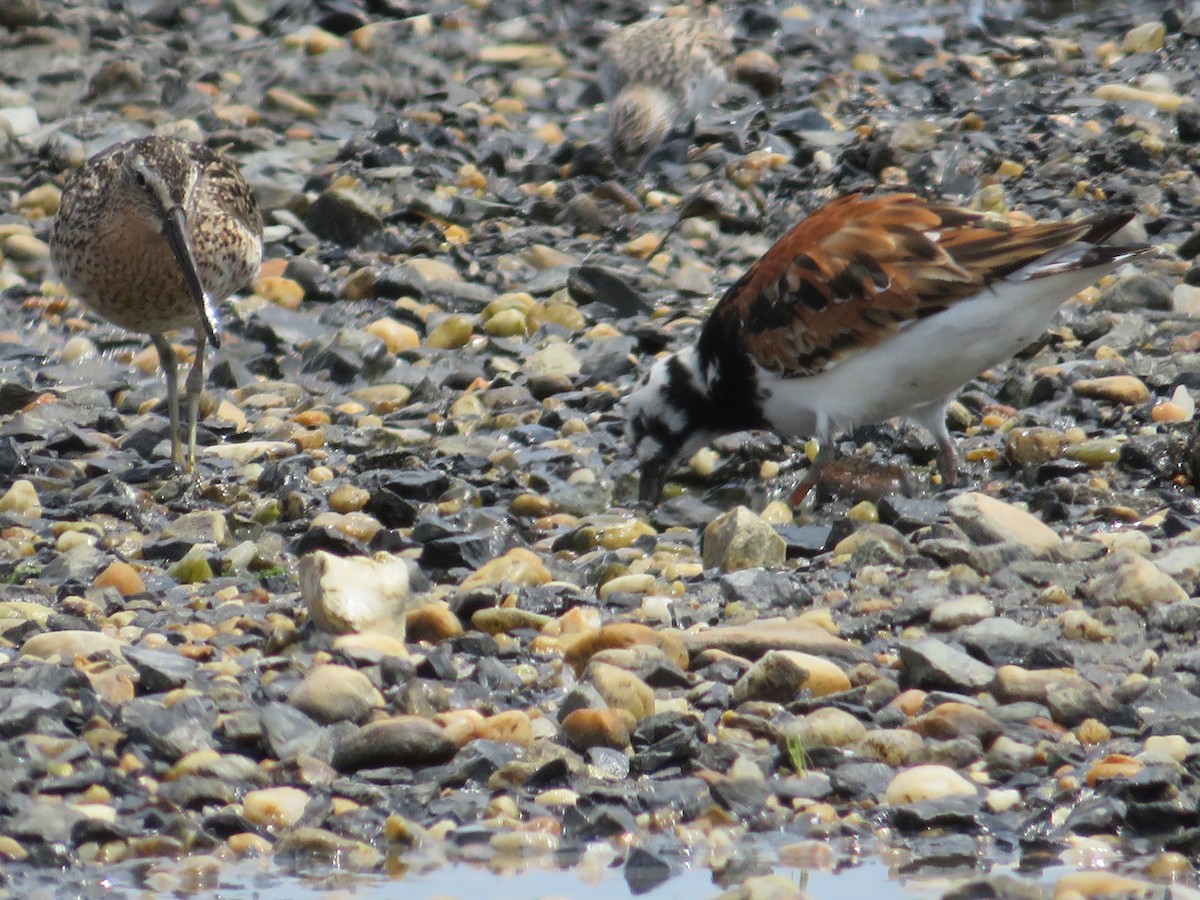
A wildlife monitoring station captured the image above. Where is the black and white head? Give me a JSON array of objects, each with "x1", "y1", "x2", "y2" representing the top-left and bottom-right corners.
[{"x1": 624, "y1": 348, "x2": 714, "y2": 505}]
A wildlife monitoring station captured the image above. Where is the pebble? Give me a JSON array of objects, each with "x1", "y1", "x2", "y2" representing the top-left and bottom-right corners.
[
  {"x1": 733, "y1": 650, "x2": 850, "y2": 702},
  {"x1": 564, "y1": 623, "x2": 689, "y2": 672},
  {"x1": 332, "y1": 716, "x2": 457, "y2": 772},
  {"x1": 242, "y1": 786, "x2": 311, "y2": 830},
  {"x1": 702, "y1": 506, "x2": 786, "y2": 572},
  {"x1": 782, "y1": 707, "x2": 867, "y2": 749},
  {"x1": 365, "y1": 318, "x2": 421, "y2": 353},
  {"x1": 1072, "y1": 375, "x2": 1151, "y2": 405},
  {"x1": 929, "y1": 595, "x2": 994, "y2": 629},
  {"x1": 20, "y1": 631, "x2": 125, "y2": 661},
  {"x1": 1121, "y1": 21, "x2": 1165, "y2": 53},
  {"x1": 0, "y1": 480, "x2": 40, "y2": 517},
  {"x1": 405, "y1": 602, "x2": 463, "y2": 643},
  {"x1": 4, "y1": 0, "x2": 1200, "y2": 894},
  {"x1": 300, "y1": 550, "x2": 416, "y2": 636},
  {"x1": 560, "y1": 708, "x2": 636, "y2": 750},
  {"x1": 288, "y1": 664, "x2": 384, "y2": 724},
  {"x1": 884, "y1": 765, "x2": 977, "y2": 804},
  {"x1": 473, "y1": 710, "x2": 534, "y2": 747},
  {"x1": 947, "y1": 492, "x2": 1062, "y2": 555},
  {"x1": 461, "y1": 548, "x2": 551, "y2": 590},
  {"x1": 586, "y1": 662, "x2": 655, "y2": 720},
  {"x1": 1086, "y1": 550, "x2": 1188, "y2": 610},
  {"x1": 92, "y1": 561, "x2": 144, "y2": 596}
]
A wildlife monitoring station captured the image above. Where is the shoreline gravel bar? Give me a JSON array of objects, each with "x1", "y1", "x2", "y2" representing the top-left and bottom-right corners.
[{"x1": 3, "y1": 0, "x2": 1200, "y2": 897}]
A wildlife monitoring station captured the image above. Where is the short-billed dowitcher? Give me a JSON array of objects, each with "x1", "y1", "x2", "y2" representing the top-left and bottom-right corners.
[
  {"x1": 50, "y1": 135, "x2": 263, "y2": 470},
  {"x1": 625, "y1": 192, "x2": 1153, "y2": 505},
  {"x1": 598, "y1": 8, "x2": 733, "y2": 170}
]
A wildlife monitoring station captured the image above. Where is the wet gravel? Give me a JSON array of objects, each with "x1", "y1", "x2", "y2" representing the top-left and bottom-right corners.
[{"x1": 3, "y1": 0, "x2": 1200, "y2": 897}]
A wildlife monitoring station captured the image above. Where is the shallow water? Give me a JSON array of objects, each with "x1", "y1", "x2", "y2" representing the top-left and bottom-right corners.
[{"x1": 20, "y1": 855, "x2": 1108, "y2": 900}]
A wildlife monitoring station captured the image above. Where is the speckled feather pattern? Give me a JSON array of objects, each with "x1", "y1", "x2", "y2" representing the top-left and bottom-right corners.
[
  {"x1": 599, "y1": 16, "x2": 732, "y2": 112},
  {"x1": 50, "y1": 136, "x2": 263, "y2": 335},
  {"x1": 598, "y1": 14, "x2": 733, "y2": 167}
]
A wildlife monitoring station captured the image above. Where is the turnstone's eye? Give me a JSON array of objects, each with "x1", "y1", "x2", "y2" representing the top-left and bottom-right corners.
[{"x1": 134, "y1": 170, "x2": 148, "y2": 188}]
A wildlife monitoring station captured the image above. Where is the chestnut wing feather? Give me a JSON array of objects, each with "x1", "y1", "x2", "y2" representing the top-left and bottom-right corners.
[{"x1": 703, "y1": 193, "x2": 1098, "y2": 377}]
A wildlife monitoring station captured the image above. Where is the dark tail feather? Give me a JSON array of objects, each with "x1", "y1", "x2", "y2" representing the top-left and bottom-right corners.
[
  {"x1": 1032, "y1": 241, "x2": 1155, "y2": 278},
  {"x1": 1079, "y1": 211, "x2": 1135, "y2": 245}
]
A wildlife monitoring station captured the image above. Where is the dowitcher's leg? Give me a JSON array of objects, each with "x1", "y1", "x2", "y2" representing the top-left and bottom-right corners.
[
  {"x1": 151, "y1": 333, "x2": 183, "y2": 466},
  {"x1": 183, "y1": 326, "x2": 208, "y2": 472}
]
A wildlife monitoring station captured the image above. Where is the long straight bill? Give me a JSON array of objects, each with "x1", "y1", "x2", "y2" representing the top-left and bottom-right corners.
[{"x1": 162, "y1": 205, "x2": 221, "y2": 348}]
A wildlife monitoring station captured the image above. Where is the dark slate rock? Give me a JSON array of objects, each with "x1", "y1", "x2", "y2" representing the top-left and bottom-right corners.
[
  {"x1": 1064, "y1": 796, "x2": 1127, "y2": 834},
  {"x1": 306, "y1": 188, "x2": 383, "y2": 246},
  {"x1": 332, "y1": 718, "x2": 457, "y2": 773},
  {"x1": 0, "y1": 689, "x2": 73, "y2": 739},
  {"x1": 624, "y1": 845, "x2": 675, "y2": 894},
  {"x1": 890, "y1": 796, "x2": 983, "y2": 833},
  {"x1": 776, "y1": 523, "x2": 835, "y2": 558},
  {"x1": 437, "y1": 740, "x2": 519, "y2": 788},
  {"x1": 562, "y1": 800, "x2": 639, "y2": 840},
  {"x1": 122, "y1": 645, "x2": 197, "y2": 693},
  {"x1": 1150, "y1": 600, "x2": 1200, "y2": 633},
  {"x1": 638, "y1": 778, "x2": 710, "y2": 820},
  {"x1": 558, "y1": 683, "x2": 607, "y2": 722},
  {"x1": 117, "y1": 696, "x2": 216, "y2": 762},
  {"x1": 708, "y1": 777, "x2": 777, "y2": 828},
  {"x1": 775, "y1": 773, "x2": 834, "y2": 802},
  {"x1": 260, "y1": 702, "x2": 325, "y2": 760},
  {"x1": 1045, "y1": 681, "x2": 1124, "y2": 728},
  {"x1": 899, "y1": 637, "x2": 995, "y2": 692},
  {"x1": 830, "y1": 762, "x2": 894, "y2": 799},
  {"x1": 958, "y1": 618, "x2": 1073, "y2": 669},
  {"x1": 718, "y1": 569, "x2": 811, "y2": 609},
  {"x1": 157, "y1": 775, "x2": 241, "y2": 809}
]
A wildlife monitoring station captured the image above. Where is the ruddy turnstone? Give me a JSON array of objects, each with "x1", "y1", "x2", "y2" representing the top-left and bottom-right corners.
[
  {"x1": 598, "y1": 9, "x2": 733, "y2": 170},
  {"x1": 625, "y1": 192, "x2": 1153, "y2": 505},
  {"x1": 51, "y1": 136, "x2": 263, "y2": 470}
]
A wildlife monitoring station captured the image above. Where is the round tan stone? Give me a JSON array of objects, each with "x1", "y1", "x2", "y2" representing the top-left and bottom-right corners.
[
  {"x1": 782, "y1": 707, "x2": 867, "y2": 750},
  {"x1": 366, "y1": 317, "x2": 420, "y2": 353},
  {"x1": 228, "y1": 833, "x2": 273, "y2": 856},
  {"x1": 93, "y1": 561, "x2": 144, "y2": 596},
  {"x1": 21, "y1": 630, "x2": 125, "y2": 661},
  {"x1": 884, "y1": 764, "x2": 977, "y2": 804},
  {"x1": 563, "y1": 623, "x2": 688, "y2": 673},
  {"x1": 460, "y1": 548, "x2": 551, "y2": 591},
  {"x1": 1085, "y1": 754, "x2": 1142, "y2": 786},
  {"x1": 473, "y1": 710, "x2": 534, "y2": 747},
  {"x1": 328, "y1": 484, "x2": 370, "y2": 514},
  {"x1": 405, "y1": 602, "x2": 463, "y2": 643},
  {"x1": 242, "y1": 786, "x2": 310, "y2": 830},
  {"x1": 288, "y1": 664, "x2": 384, "y2": 724},
  {"x1": 1073, "y1": 375, "x2": 1151, "y2": 405},
  {"x1": 586, "y1": 662, "x2": 655, "y2": 721},
  {"x1": 435, "y1": 709, "x2": 486, "y2": 747},
  {"x1": 560, "y1": 708, "x2": 636, "y2": 750}
]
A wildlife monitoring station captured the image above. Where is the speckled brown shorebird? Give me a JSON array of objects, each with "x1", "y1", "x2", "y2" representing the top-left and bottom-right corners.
[
  {"x1": 598, "y1": 8, "x2": 734, "y2": 170},
  {"x1": 50, "y1": 135, "x2": 263, "y2": 471}
]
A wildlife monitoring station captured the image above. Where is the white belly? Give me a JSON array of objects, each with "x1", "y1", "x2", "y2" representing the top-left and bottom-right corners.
[{"x1": 757, "y1": 268, "x2": 1107, "y2": 438}]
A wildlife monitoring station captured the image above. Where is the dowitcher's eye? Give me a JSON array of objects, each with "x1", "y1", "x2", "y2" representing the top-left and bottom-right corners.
[{"x1": 134, "y1": 170, "x2": 147, "y2": 188}]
